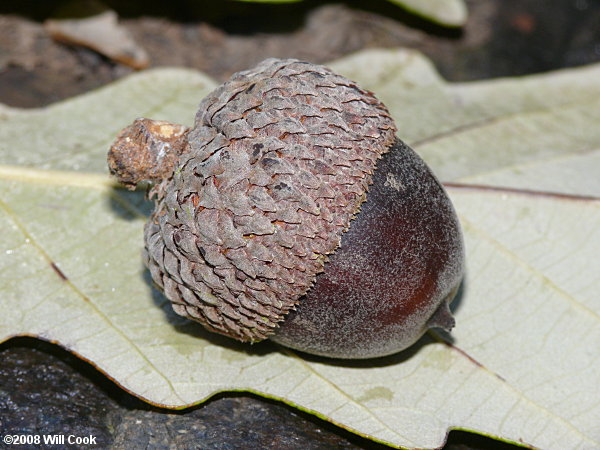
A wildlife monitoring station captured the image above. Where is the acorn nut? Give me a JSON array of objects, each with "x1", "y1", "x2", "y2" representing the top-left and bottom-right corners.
[{"x1": 108, "y1": 58, "x2": 465, "y2": 359}]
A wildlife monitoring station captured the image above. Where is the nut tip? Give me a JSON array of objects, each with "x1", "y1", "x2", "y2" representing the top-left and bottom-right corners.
[{"x1": 427, "y1": 295, "x2": 456, "y2": 332}]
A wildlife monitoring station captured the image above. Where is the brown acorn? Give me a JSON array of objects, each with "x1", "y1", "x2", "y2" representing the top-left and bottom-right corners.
[{"x1": 108, "y1": 58, "x2": 464, "y2": 359}]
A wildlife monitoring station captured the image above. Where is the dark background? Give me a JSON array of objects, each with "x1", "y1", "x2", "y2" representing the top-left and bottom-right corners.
[{"x1": 1, "y1": 0, "x2": 599, "y2": 448}]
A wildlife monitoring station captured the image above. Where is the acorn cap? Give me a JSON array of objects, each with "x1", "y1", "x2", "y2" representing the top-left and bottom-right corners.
[{"x1": 119, "y1": 58, "x2": 397, "y2": 342}]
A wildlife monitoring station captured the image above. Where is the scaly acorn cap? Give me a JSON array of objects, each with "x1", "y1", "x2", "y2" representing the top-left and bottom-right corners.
[{"x1": 110, "y1": 58, "x2": 397, "y2": 342}]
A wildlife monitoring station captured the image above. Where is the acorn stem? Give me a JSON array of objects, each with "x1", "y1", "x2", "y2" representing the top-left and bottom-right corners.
[{"x1": 108, "y1": 118, "x2": 190, "y2": 189}]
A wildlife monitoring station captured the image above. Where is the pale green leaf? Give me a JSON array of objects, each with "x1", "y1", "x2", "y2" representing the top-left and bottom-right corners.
[
  {"x1": 1, "y1": 50, "x2": 599, "y2": 449},
  {"x1": 233, "y1": 0, "x2": 302, "y2": 3},
  {"x1": 0, "y1": 68, "x2": 216, "y2": 173},
  {"x1": 329, "y1": 49, "x2": 600, "y2": 196},
  {"x1": 228, "y1": 0, "x2": 468, "y2": 27},
  {"x1": 387, "y1": 0, "x2": 467, "y2": 27}
]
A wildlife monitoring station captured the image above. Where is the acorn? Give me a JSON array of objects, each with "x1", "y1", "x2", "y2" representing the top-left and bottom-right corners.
[{"x1": 107, "y1": 58, "x2": 464, "y2": 359}]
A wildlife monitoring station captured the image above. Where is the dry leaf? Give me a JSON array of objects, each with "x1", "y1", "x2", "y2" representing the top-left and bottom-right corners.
[{"x1": 45, "y1": 10, "x2": 149, "y2": 69}]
